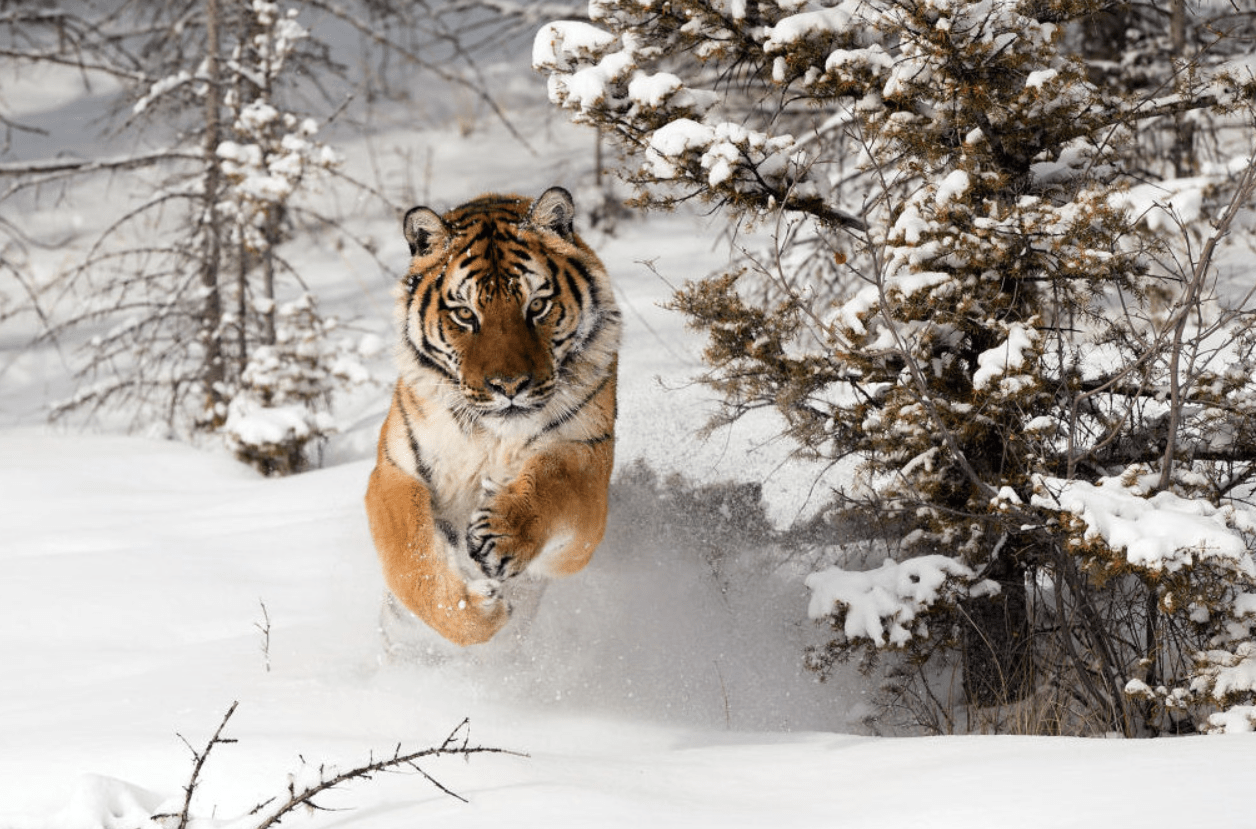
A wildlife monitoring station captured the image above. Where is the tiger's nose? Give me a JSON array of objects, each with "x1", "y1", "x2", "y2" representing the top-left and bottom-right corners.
[{"x1": 486, "y1": 374, "x2": 530, "y2": 398}]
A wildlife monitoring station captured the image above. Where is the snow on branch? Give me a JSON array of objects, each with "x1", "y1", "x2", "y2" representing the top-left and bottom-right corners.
[
  {"x1": 973, "y1": 322, "x2": 1040, "y2": 392},
  {"x1": 806, "y1": 555, "x2": 1000, "y2": 648},
  {"x1": 1031, "y1": 473, "x2": 1256, "y2": 575}
]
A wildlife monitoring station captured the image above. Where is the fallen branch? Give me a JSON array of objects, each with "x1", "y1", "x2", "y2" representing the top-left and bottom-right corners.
[
  {"x1": 153, "y1": 703, "x2": 525, "y2": 829},
  {"x1": 173, "y1": 700, "x2": 239, "y2": 829},
  {"x1": 250, "y1": 718, "x2": 524, "y2": 828}
]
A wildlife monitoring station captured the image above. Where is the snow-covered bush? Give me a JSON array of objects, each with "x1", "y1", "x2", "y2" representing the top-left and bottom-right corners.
[
  {"x1": 539, "y1": 0, "x2": 1256, "y2": 734},
  {"x1": 223, "y1": 295, "x2": 371, "y2": 476},
  {"x1": 147, "y1": 0, "x2": 347, "y2": 435},
  {"x1": 1035, "y1": 471, "x2": 1256, "y2": 734},
  {"x1": 204, "y1": 2, "x2": 357, "y2": 472}
]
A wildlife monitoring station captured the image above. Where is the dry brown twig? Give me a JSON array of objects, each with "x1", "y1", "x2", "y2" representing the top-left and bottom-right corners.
[{"x1": 153, "y1": 702, "x2": 526, "y2": 829}]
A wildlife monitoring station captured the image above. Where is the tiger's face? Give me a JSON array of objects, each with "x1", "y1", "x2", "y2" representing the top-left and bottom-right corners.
[{"x1": 398, "y1": 187, "x2": 612, "y2": 426}]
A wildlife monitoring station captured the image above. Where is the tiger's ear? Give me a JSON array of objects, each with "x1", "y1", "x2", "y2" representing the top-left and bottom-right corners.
[
  {"x1": 527, "y1": 186, "x2": 575, "y2": 239},
  {"x1": 403, "y1": 206, "x2": 450, "y2": 256}
]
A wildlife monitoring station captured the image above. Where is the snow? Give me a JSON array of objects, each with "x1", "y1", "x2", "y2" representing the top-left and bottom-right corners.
[
  {"x1": 223, "y1": 398, "x2": 313, "y2": 445},
  {"x1": 133, "y1": 71, "x2": 192, "y2": 115},
  {"x1": 1025, "y1": 68, "x2": 1058, "y2": 89},
  {"x1": 806, "y1": 556, "x2": 999, "y2": 647},
  {"x1": 935, "y1": 169, "x2": 970, "y2": 206},
  {"x1": 645, "y1": 118, "x2": 715, "y2": 178},
  {"x1": 829, "y1": 270, "x2": 950, "y2": 337},
  {"x1": 532, "y1": 21, "x2": 616, "y2": 72},
  {"x1": 1210, "y1": 643, "x2": 1256, "y2": 698},
  {"x1": 973, "y1": 322, "x2": 1038, "y2": 391},
  {"x1": 825, "y1": 45, "x2": 895, "y2": 76},
  {"x1": 562, "y1": 51, "x2": 635, "y2": 110},
  {"x1": 3, "y1": 427, "x2": 1255, "y2": 828},
  {"x1": 4, "y1": 30, "x2": 1256, "y2": 829},
  {"x1": 763, "y1": 6, "x2": 857, "y2": 54},
  {"x1": 1209, "y1": 705, "x2": 1256, "y2": 733},
  {"x1": 1114, "y1": 177, "x2": 1208, "y2": 232},
  {"x1": 1032, "y1": 473, "x2": 1256, "y2": 574},
  {"x1": 627, "y1": 72, "x2": 683, "y2": 108},
  {"x1": 890, "y1": 202, "x2": 928, "y2": 244}
]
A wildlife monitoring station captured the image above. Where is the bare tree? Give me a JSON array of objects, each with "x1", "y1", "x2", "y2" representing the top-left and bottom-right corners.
[{"x1": 0, "y1": 0, "x2": 580, "y2": 472}]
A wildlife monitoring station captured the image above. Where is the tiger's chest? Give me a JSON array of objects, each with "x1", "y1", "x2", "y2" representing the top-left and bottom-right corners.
[
  {"x1": 428, "y1": 421, "x2": 528, "y2": 527},
  {"x1": 384, "y1": 391, "x2": 540, "y2": 529}
]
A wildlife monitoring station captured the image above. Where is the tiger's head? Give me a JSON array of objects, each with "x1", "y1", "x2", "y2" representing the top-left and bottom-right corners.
[{"x1": 397, "y1": 187, "x2": 619, "y2": 429}]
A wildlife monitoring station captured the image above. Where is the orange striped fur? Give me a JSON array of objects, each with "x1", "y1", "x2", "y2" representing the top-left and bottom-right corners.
[{"x1": 365, "y1": 188, "x2": 620, "y2": 646}]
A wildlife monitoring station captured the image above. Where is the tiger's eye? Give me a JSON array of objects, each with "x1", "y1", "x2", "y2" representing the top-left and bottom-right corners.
[
  {"x1": 453, "y1": 307, "x2": 476, "y2": 322},
  {"x1": 528, "y1": 297, "x2": 550, "y2": 316}
]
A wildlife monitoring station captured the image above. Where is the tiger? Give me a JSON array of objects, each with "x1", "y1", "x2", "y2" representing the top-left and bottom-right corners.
[{"x1": 364, "y1": 186, "x2": 621, "y2": 647}]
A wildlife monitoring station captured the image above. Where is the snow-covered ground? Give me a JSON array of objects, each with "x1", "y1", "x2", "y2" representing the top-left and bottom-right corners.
[
  {"x1": 6, "y1": 429, "x2": 1256, "y2": 829},
  {"x1": 3, "y1": 55, "x2": 1255, "y2": 829}
]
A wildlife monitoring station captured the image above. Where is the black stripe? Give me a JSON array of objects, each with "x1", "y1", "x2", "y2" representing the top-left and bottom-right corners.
[
  {"x1": 435, "y1": 519, "x2": 459, "y2": 547},
  {"x1": 568, "y1": 259, "x2": 599, "y2": 310},
  {"x1": 417, "y1": 282, "x2": 436, "y2": 320},
  {"x1": 550, "y1": 306, "x2": 578, "y2": 350},
  {"x1": 555, "y1": 309, "x2": 619, "y2": 375},
  {"x1": 395, "y1": 386, "x2": 434, "y2": 484},
  {"x1": 561, "y1": 269, "x2": 587, "y2": 316},
  {"x1": 527, "y1": 371, "x2": 614, "y2": 447},
  {"x1": 406, "y1": 336, "x2": 459, "y2": 385},
  {"x1": 407, "y1": 292, "x2": 463, "y2": 378}
]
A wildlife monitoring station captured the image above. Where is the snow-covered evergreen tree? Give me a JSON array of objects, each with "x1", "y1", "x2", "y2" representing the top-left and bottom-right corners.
[
  {"x1": 538, "y1": 0, "x2": 1256, "y2": 734},
  {"x1": 223, "y1": 294, "x2": 370, "y2": 475}
]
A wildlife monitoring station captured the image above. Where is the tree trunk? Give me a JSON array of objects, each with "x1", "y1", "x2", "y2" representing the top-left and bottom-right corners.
[
  {"x1": 199, "y1": 0, "x2": 227, "y2": 426},
  {"x1": 961, "y1": 540, "x2": 1033, "y2": 708},
  {"x1": 1170, "y1": 0, "x2": 1196, "y2": 176}
]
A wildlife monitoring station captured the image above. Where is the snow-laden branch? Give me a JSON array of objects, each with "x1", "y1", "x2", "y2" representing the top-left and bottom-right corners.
[
  {"x1": 1032, "y1": 472, "x2": 1256, "y2": 575},
  {"x1": 807, "y1": 555, "x2": 1000, "y2": 648}
]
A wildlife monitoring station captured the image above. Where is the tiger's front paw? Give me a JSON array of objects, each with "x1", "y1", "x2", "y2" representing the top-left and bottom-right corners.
[
  {"x1": 467, "y1": 576, "x2": 503, "y2": 604},
  {"x1": 467, "y1": 501, "x2": 534, "y2": 580}
]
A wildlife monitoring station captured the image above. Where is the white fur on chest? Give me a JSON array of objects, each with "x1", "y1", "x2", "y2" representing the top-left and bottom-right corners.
[
  {"x1": 387, "y1": 371, "x2": 554, "y2": 529},
  {"x1": 425, "y1": 414, "x2": 530, "y2": 528}
]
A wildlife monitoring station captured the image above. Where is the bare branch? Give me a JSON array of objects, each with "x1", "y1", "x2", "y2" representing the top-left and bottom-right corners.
[
  {"x1": 1158, "y1": 150, "x2": 1256, "y2": 488},
  {"x1": 171, "y1": 700, "x2": 240, "y2": 829},
  {"x1": 250, "y1": 718, "x2": 526, "y2": 829}
]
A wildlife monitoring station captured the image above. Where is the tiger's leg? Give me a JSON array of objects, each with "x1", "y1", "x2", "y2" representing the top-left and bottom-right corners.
[
  {"x1": 468, "y1": 437, "x2": 613, "y2": 581},
  {"x1": 365, "y1": 456, "x2": 509, "y2": 646}
]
